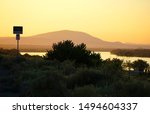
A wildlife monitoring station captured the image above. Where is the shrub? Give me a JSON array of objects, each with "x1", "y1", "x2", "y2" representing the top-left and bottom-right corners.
[
  {"x1": 113, "y1": 80, "x2": 150, "y2": 97},
  {"x1": 44, "y1": 40, "x2": 102, "y2": 67},
  {"x1": 99, "y1": 58, "x2": 123, "y2": 80},
  {"x1": 0, "y1": 54, "x2": 3, "y2": 62},
  {"x1": 23, "y1": 71, "x2": 68, "y2": 97},
  {"x1": 97, "y1": 85, "x2": 115, "y2": 97},
  {"x1": 72, "y1": 85, "x2": 97, "y2": 97},
  {"x1": 60, "y1": 60, "x2": 76, "y2": 76},
  {"x1": 0, "y1": 48, "x2": 18, "y2": 56},
  {"x1": 132, "y1": 59, "x2": 149, "y2": 74},
  {"x1": 0, "y1": 55, "x2": 26, "y2": 70},
  {"x1": 67, "y1": 69, "x2": 104, "y2": 88}
]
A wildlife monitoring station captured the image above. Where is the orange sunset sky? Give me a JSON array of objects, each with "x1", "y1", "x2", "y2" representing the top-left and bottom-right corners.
[{"x1": 0, "y1": 0, "x2": 150, "y2": 44}]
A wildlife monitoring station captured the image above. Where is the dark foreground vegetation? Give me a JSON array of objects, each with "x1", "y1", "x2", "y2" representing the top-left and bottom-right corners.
[
  {"x1": 111, "y1": 49, "x2": 150, "y2": 57},
  {"x1": 0, "y1": 41, "x2": 150, "y2": 97}
]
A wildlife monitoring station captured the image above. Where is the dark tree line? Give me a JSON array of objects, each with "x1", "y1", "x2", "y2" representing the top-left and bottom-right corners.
[
  {"x1": 124, "y1": 60, "x2": 149, "y2": 75},
  {"x1": 111, "y1": 49, "x2": 150, "y2": 57}
]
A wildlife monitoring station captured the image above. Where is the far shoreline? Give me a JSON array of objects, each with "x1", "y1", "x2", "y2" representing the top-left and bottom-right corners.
[
  {"x1": 20, "y1": 48, "x2": 114, "y2": 52},
  {"x1": 111, "y1": 49, "x2": 150, "y2": 58},
  {"x1": 21, "y1": 49, "x2": 150, "y2": 58},
  {"x1": 2, "y1": 47, "x2": 150, "y2": 58}
]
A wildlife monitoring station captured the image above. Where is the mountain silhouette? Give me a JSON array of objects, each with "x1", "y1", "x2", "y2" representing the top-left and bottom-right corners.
[{"x1": 0, "y1": 30, "x2": 150, "y2": 51}]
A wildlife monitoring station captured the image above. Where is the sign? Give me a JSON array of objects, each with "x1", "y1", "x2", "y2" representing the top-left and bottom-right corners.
[{"x1": 13, "y1": 26, "x2": 23, "y2": 34}]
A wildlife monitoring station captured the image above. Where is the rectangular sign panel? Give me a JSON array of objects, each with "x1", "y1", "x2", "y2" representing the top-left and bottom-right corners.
[{"x1": 13, "y1": 26, "x2": 23, "y2": 34}]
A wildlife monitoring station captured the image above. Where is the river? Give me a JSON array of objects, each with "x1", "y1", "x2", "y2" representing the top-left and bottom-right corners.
[{"x1": 21, "y1": 52, "x2": 150, "y2": 64}]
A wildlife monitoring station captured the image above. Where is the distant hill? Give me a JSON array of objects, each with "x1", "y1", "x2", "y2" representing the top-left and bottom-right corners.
[{"x1": 0, "y1": 30, "x2": 150, "y2": 51}]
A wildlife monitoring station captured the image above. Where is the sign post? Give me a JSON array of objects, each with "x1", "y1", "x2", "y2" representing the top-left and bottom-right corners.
[{"x1": 13, "y1": 26, "x2": 23, "y2": 56}]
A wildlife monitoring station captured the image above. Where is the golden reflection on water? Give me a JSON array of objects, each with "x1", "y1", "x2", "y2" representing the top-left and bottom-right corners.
[{"x1": 21, "y1": 52, "x2": 150, "y2": 64}]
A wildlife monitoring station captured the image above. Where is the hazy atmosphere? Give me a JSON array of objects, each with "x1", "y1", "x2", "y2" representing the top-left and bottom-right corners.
[
  {"x1": 1, "y1": 0, "x2": 150, "y2": 97},
  {"x1": 0, "y1": 0, "x2": 150, "y2": 44}
]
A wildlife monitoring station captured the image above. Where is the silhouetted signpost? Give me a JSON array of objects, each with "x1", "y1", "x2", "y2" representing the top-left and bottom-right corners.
[{"x1": 13, "y1": 26, "x2": 23, "y2": 56}]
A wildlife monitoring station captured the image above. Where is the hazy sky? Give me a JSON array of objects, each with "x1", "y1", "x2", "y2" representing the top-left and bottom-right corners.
[{"x1": 0, "y1": 0, "x2": 150, "y2": 44}]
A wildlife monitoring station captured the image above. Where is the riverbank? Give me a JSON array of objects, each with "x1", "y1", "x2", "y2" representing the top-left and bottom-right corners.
[
  {"x1": 0, "y1": 46, "x2": 114, "y2": 52},
  {"x1": 21, "y1": 51, "x2": 150, "y2": 64},
  {"x1": 111, "y1": 49, "x2": 150, "y2": 58}
]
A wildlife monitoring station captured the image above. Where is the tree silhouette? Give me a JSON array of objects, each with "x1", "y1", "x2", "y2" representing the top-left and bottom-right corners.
[
  {"x1": 44, "y1": 40, "x2": 102, "y2": 66},
  {"x1": 132, "y1": 59, "x2": 149, "y2": 74},
  {"x1": 101, "y1": 58, "x2": 123, "y2": 78},
  {"x1": 123, "y1": 60, "x2": 132, "y2": 76}
]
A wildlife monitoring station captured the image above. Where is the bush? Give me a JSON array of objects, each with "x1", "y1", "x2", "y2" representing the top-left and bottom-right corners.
[
  {"x1": 44, "y1": 40, "x2": 102, "y2": 67},
  {"x1": 0, "y1": 56, "x2": 26, "y2": 70},
  {"x1": 99, "y1": 58, "x2": 123, "y2": 81},
  {"x1": 132, "y1": 59, "x2": 149, "y2": 74},
  {"x1": 23, "y1": 71, "x2": 68, "y2": 97},
  {"x1": 112, "y1": 80, "x2": 150, "y2": 97},
  {"x1": 97, "y1": 85, "x2": 115, "y2": 97},
  {"x1": 72, "y1": 85, "x2": 97, "y2": 97},
  {"x1": 67, "y1": 69, "x2": 104, "y2": 88},
  {"x1": 0, "y1": 48, "x2": 18, "y2": 56},
  {"x1": 0, "y1": 54, "x2": 3, "y2": 62},
  {"x1": 60, "y1": 60, "x2": 76, "y2": 76}
]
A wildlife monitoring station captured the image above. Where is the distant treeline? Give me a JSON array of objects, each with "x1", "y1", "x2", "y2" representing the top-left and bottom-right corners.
[
  {"x1": 111, "y1": 49, "x2": 150, "y2": 57},
  {"x1": 0, "y1": 48, "x2": 18, "y2": 55},
  {"x1": 0, "y1": 45, "x2": 51, "y2": 52}
]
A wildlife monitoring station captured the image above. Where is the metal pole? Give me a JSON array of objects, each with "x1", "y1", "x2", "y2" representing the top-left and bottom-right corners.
[
  {"x1": 17, "y1": 39, "x2": 19, "y2": 56},
  {"x1": 16, "y1": 34, "x2": 20, "y2": 57}
]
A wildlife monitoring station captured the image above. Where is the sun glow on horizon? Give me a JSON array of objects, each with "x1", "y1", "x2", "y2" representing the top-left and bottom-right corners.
[{"x1": 0, "y1": 0, "x2": 150, "y2": 44}]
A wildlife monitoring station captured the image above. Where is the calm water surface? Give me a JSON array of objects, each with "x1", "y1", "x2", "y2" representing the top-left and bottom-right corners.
[{"x1": 21, "y1": 52, "x2": 150, "y2": 64}]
